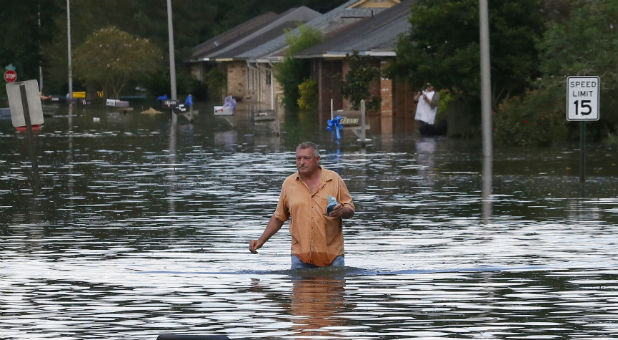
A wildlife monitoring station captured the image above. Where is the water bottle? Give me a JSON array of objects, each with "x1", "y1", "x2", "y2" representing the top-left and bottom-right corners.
[{"x1": 327, "y1": 196, "x2": 338, "y2": 215}]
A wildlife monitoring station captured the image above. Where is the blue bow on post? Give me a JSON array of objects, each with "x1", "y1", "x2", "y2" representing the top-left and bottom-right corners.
[{"x1": 327, "y1": 115, "x2": 343, "y2": 141}]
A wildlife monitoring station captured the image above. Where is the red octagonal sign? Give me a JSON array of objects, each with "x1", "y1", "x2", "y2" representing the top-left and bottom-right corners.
[{"x1": 4, "y1": 70, "x2": 17, "y2": 82}]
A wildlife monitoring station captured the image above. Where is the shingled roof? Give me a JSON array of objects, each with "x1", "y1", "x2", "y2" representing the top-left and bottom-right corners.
[
  {"x1": 295, "y1": 0, "x2": 414, "y2": 59},
  {"x1": 191, "y1": 12, "x2": 278, "y2": 61},
  {"x1": 199, "y1": 6, "x2": 321, "y2": 61},
  {"x1": 240, "y1": 0, "x2": 391, "y2": 62}
]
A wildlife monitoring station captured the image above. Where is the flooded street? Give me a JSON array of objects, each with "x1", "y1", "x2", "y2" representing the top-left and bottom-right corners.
[{"x1": 1, "y1": 103, "x2": 617, "y2": 339}]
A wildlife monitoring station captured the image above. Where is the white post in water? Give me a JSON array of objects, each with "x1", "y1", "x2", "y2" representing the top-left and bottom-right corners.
[
  {"x1": 330, "y1": 98, "x2": 334, "y2": 120},
  {"x1": 167, "y1": 0, "x2": 177, "y2": 101},
  {"x1": 357, "y1": 99, "x2": 371, "y2": 144}
]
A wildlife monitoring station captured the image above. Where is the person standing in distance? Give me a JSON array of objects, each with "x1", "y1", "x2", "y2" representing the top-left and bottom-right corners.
[
  {"x1": 414, "y1": 83, "x2": 439, "y2": 134},
  {"x1": 249, "y1": 142, "x2": 355, "y2": 269}
]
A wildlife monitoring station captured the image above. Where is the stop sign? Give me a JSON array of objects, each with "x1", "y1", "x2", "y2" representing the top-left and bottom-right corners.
[{"x1": 4, "y1": 70, "x2": 17, "y2": 82}]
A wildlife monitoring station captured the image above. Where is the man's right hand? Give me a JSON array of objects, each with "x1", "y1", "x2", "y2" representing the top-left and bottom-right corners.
[{"x1": 249, "y1": 239, "x2": 262, "y2": 254}]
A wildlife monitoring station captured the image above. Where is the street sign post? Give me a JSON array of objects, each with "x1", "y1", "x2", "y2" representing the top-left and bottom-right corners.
[
  {"x1": 567, "y1": 76, "x2": 600, "y2": 121},
  {"x1": 567, "y1": 76, "x2": 600, "y2": 183}
]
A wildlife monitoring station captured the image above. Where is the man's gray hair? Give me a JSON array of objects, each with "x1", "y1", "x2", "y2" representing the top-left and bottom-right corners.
[{"x1": 297, "y1": 142, "x2": 320, "y2": 157}]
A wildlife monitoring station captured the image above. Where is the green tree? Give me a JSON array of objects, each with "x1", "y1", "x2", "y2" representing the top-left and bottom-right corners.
[
  {"x1": 495, "y1": 0, "x2": 618, "y2": 144},
  {"x1": 39, "y1": 0, "x2": 347, "y2": 96},
  {"x1": 495, "y1": 0, "x2": 618, "y2": 146},
  {"x1": 0, "y1": 1, "x2": 61, "y2": 90},
  {"x1": 341, "y1": 51, "x2": 380, "y2": 110},
  {"x1": 276, "y1": 24, "x2": 322, "y2": 109},
  {"x1": 391, "y1": 0, "x2": 544, "y2": 107},
  {"x1": 72, "y1": 26, "x2": 163, "y2": 98}
]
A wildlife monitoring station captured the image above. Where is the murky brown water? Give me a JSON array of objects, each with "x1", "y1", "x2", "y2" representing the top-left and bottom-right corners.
[{"x1": 1, "y1": 103, "x2": 617, "y2": 339}]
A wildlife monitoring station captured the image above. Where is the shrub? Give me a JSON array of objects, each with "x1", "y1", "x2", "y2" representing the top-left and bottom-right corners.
[
  {"x1": 493, "y1": 85, "x2": 567, "y2": 146},
  {"x1": 297, "y1": 79, "x2": 318, "y2": 112},
  {"x1": 341, "y1": 51, "x2": 380, "y2": 110},
  {"x1": 275, "y1": 25, "x2": 322, "y2": 109}
]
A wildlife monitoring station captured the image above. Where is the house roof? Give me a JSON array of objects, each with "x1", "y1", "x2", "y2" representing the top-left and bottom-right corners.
[
  {"x1": 348, "y1": 0, "x2": 401, "y2": 8},
  {"x1": 191, "y1": 12, "x2": 278, "y2": 60},
  {"x1": 206, "y1": 6, "x2": 321, "y2": 61},
  {"x1": 295, "y1": 0, "x2": 414, "y2": 59},
  {"x1": 240, "y1": 0, "x2": 392, "y2": 62}
]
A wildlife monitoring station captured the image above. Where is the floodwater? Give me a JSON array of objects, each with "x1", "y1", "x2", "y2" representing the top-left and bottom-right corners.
[{"x1": 1, "y1": 102, "x2": 617, "y2": 339}]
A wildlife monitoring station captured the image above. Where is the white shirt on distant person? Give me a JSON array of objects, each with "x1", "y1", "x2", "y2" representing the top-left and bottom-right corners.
[{"x1": 415, "y1": 90, "x2": 437, "y2": 125}]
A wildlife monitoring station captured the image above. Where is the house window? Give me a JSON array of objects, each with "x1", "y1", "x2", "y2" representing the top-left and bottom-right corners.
[{"x1": 266, "y1": 70, "x2": 271, "y2": 85}]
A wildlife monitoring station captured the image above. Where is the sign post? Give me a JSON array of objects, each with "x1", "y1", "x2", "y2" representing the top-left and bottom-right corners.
[
  {"x1": 567, "y1": 76, "x2": 600, "y2": 183},
  {"x1": 5, "y1": 79, "x2": 44, "y2": 194}
]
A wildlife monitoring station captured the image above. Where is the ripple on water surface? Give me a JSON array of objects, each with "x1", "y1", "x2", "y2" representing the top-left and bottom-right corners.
[{"x1": 1, "y1": 108, "x2": 617, "y2": 339}]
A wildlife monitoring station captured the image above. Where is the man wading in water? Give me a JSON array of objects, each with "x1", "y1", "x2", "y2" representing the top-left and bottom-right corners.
[{"x1": 249, "y1": 142, "x2": 355, "y2": 269}]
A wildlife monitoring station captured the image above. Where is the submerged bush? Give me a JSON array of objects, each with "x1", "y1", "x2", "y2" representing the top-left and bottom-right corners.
[
  {"x1": 493, "y1": 85, "x2": 567, "y2": 146},
  {"x1": 297, "y1": 79, "x2": 318, "y2": 112}
]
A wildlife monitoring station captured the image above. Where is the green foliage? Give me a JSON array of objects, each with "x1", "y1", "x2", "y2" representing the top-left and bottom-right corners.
[
  {"x1": 297, "y1": 79, "x2": 318, "y2": 112},
  {"x1": 73, "y1": 26, "x2": 163, "y2": 98},
  {"x1": 537, "y1": 0, "x2": 618, "y2": 141},
  {"x1": 205, "y1": 66, "x2": 227, "y2": 101},
  {"x1": 275, "y1": 24, "x2": 322, "y2": 109},
  {"x1": 391, "y1": 0, "x2": 543, "y2": 105},
  {"x1": 276, "y1": 58, "x2": 308, "y2": 109},
  {"x1": 493, "y1": 85, "x2": 567, "y2": 146},
  {"x1": 0, "y1": 1, "x2": 61, "y2": 88},
  {"x1": 341, "y1": 51, "x2": 381, "y2": 110},
  {"x1": 284, "y1": 25, "x2": 323, "y2": 57},
  {"x1": 30, "y1": 0, "x2": 345, "y2": 95},
  {"x1": 497, "y1": 0, "x2": 618, "y2": 146},
  {"x1": 435, "y1": 89, "x2": 453, "y2": 125}
]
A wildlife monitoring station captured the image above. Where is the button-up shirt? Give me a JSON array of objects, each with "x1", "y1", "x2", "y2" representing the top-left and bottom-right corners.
[{"x1": 273, "y1": 168, "x2": 354, "y2": 266}]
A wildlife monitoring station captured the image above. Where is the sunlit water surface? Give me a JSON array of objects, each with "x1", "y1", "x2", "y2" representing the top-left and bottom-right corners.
[{"x1": 1, "y1": 104, "x2": 617, "y2": 339}]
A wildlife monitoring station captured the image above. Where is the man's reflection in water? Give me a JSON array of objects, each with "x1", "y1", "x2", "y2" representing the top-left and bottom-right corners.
[
  {"x1": 290, "y1": 272, "x2": 347, "y2": 337},
  {"x1": 250, "y1": 269, "x2": 349, "y2": 338}
]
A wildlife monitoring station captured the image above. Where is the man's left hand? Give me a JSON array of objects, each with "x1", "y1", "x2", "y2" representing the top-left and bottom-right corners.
[{"x1": 328, "y1": 204, "x2": 353, "y2": 218}]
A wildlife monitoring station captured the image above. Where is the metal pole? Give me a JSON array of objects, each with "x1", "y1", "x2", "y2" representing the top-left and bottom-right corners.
[
  {"x1": 330, "y1": 98, "x2": 334, "y2": 120},
  {"x1": 580, "y1": 122, "x2": 586, "y2": 182},
  {"x1": 38, "y1": 4, "x2": 43, "y2": 91},
  {"x1": 167, "y1": 0, "x2": 177, "y2": 101},
  {"x1": 479, "y1": 0, "x2": 492, "y2": 160},
  {"x1": 479, "y1": 0, "x2": 493, "y2": 223},
  {"x1": 66, "y1": 0, "x2": 73, "y2": 100}
]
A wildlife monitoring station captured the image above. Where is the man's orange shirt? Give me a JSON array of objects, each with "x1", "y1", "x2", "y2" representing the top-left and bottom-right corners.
[{"x1": 273, "y1": 168, "x2": 354, "y2": 266}]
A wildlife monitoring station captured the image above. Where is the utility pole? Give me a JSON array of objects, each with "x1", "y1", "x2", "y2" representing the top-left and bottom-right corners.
[
  {"x1": 479, "y1": 0, "x2": 492, "y2": 223},
  {"x1": 66, "y1": 0, "x2": 73, "y2": 100},
  {"x1": 167, "y1": 0, "x2": 177, "y2": 101},
  {"x1": 479, "y1": 0, "x2": 492, "y2": 160},
  {"x1": 38, "y1": 4, "x2": 43, "y2": 91}
]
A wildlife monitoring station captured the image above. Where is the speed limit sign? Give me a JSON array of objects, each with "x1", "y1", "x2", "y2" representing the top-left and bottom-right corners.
[{"x1": 567, "y1": 76, "x2": 599, "y2": 121}]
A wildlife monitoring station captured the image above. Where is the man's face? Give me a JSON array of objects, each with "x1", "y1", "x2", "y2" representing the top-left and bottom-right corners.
[
  {"x1": 296, "y1": 147, "x2": 320, "y2": 176},
  {"x1": 427, "y1": 85, "x2": 434, "y2": 92}
]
